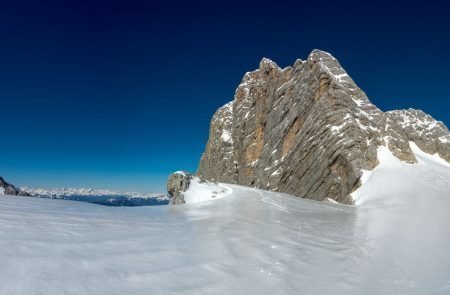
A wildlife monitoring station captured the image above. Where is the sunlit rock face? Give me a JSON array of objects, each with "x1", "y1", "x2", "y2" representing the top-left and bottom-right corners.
[
  {"x1": 167, "y1": 172, "x2": 192, "y2": 204},
  {"x1": 386, "y1": 109, "x2": 450, "y2": 162},
  {"x1": 197, "y1": 49, "x2": 450, "y2": 204}
]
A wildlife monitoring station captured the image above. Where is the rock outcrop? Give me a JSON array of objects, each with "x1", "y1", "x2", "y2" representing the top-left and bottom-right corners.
[
  {"x1": 386, "y1": 109, "x2": 450, "y2": 162},
  {"x1": 0, "y1": 177, "x2": 30, "y2": 196},
  {"x1": 167, "y1": 171, "x2": 194, "y2": 204},
  {"x1": 197, "y1": 50, "x2": 450, "y2": 204}
]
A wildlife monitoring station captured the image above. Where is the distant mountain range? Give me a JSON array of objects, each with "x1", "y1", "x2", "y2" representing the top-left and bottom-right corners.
[
  {"x1": 0, "y1": 184, "x2": 169, "y2": 206},
  {"x1": 20, "y1": 187, "x2": 169, "y2": 206},
  {"x1": 21, "y1": 187, "x2": 166, "y2": 199}
]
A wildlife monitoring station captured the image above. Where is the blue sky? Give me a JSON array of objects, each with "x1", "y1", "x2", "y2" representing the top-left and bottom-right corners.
[{"x1": 1, "y1": 0, "x2": 449, "y2": 192}]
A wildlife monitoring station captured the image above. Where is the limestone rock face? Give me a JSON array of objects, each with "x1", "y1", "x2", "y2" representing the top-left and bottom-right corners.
[
  {"x1": 0, "y1": 177, "x2": 30, "y2": 196},
  {"x1": 167, "y1": 172, "x2": 193, "y2": 204},
  {"x1": 197, "y1": 50, "x2": 450, "y2": 204},
  {"x1": 386, "y1": 109, "x2": 450, "y2": 162}
]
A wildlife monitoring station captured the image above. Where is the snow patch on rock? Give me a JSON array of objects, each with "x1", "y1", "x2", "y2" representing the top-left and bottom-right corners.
[{"x1": 221, "y1": 130, "x2": 232, "y2": 143}]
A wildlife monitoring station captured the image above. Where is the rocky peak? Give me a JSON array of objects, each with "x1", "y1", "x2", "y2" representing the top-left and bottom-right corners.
[
  {"x1": 386, "y1": 109, "x2": 450, "y2": 162},
  {"x1": 258, "y1": 57, "x2": 280, "y2": 72},
  {"x1": 196, "y1": 49, "x2": 450, "y2": 204},
  {"x1": 293, "y1": 58, "x2": 303, "y2": 69},
  {"x1": 0, "y1": 176, "x2": 30, "y2": 196}
]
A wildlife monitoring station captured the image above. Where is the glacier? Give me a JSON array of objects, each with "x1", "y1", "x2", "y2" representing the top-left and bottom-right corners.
[{"x1": 1, "y1": 144, "x2": 450, "y2": 294}]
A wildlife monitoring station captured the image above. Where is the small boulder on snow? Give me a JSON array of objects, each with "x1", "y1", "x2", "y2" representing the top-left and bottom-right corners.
[{"x1": 167, "y1": 171, "x2": 194, "y2": 204}]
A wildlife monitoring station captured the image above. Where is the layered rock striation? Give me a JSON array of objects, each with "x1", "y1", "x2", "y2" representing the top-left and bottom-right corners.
[{"x1": 197, "y1": 50, "x2": 450, "y2": 204}]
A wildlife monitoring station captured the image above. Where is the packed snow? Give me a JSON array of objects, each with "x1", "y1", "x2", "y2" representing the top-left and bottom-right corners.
[
  {"x1": 1, "y1": 144, "x2": 450, "y2": 294},
  {"x1": 182, "y1": 177, "x2": 233, "y2": 204},
  {"x1": 409, "y1": 142, "x2": 450, "y2": 167},
  {"x1": 352, "y1": 142, "x2": 450, "y2": 205}
]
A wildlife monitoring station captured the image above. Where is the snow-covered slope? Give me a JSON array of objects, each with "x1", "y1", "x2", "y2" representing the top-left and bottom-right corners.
[
  {"x1": 181, "y1": 177, "x2": 233, "y2": 203},
  {"x1": 352, "y1": 142, "x2": 450, "y2": 206},
  {"x1": 1, "y1": 147, "x2": 450, "y2": 294}
]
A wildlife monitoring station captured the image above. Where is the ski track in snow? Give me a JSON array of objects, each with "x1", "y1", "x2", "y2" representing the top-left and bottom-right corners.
[{"x1": 1, "y1": 145, "x2": 450, "y2": 294}]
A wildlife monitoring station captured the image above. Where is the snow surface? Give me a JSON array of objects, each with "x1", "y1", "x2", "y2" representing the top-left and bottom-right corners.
[
  {"x1": 1, "y1": 143, "x2": 450, "y2": 294},
  {"x1": 173, "y1": 171, "x2": 187, "y2": 176},
  {"x1": 353, "y1": 142, "x2": 450, "y2": 206},
  {"x1": 409, "y1": 142, "x2": 450, "y2": 167},
  {"x1": 182, "y1": 177, "x2": 232, "y2": 204}
]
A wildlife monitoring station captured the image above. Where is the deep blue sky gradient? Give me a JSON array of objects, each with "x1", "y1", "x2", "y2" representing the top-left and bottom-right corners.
[{"x1": 1, "y1": 0, "x2": 449, "y2": 192}]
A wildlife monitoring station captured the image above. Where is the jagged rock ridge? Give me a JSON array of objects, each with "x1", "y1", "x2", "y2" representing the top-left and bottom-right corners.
[
  {"x1": 197, "y1": 50, "x2": 450, "y2": 204},
  {"x1": 0, "y1": 176, "x2": 30, "y2": 196}
]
